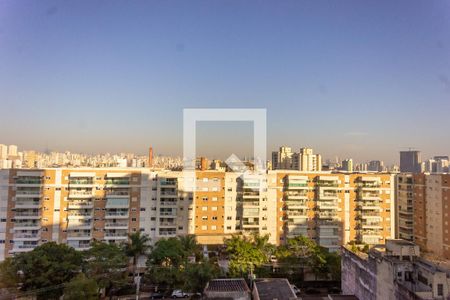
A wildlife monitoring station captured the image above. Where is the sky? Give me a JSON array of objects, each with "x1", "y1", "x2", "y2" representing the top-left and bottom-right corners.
[{"x1": 0, "y1": 1, "x2": 449, "y2": 164}]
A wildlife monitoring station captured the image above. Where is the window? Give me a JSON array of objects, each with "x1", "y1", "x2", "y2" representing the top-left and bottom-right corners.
[
  {"x1": 202, "y1": 197, "x2": 208, "y2": 201},
  {"x1": 211, "y1": 225, "x2": 217, "y2": 230},
  {"x1": 212, "y1": 216, "x2": 218, "y2": 220},
  {"x1": 211, "y1": 206, "x2": 218, "y2": 211},
  {"x1": 202, "y1": 207, "x2": 208, "y2": 211},
  {"x1": 227, "y1": 216, "x2": 232, "y2": 220},
  {"x1": 438, "y1": 284, "x2": 443, "y2": 296},
  {"x1": 202, "y1": 216, "x2": 208, "y2": 220},
  {"x1": 201, "y1": 225, "x2": 207, "y2": 230},
  {"x1": 212, "y1": 197, "x2": 218, "y2": 201}
]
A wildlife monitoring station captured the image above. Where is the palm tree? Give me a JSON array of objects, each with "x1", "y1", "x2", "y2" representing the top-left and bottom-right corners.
[
  {"x1": 124, "y1": 232, "x2": 152, "y2": 276},
  {"x1": 178, "y1": 234, "x2": 200, "y2": 261}
]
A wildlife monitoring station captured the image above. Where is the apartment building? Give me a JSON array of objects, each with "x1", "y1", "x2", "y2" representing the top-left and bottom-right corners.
[
  {"x1": 0, "y1": 168, "x2": 396, "y2": 260},
  {"x1": 269, "y1": 171, "x2": 395, "y2": 251},
  {"x1": 396, "y1": 173, "x2": 450, "y2": 259}
]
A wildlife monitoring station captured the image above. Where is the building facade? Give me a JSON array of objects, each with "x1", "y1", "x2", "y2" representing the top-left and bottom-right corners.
[
  {"x1": 396, "y1": 173, "x2": 450, "y2": 259},
  {"x1": 0, "y1": 168, "x2": 396, "y2": 260},
  {"x1": 342, "y1": 239, "x2": 450, "y2": 300}
]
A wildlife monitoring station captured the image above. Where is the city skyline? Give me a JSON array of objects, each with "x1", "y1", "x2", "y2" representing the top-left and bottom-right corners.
[{"x1": 1, "y1": 1, "x2": 450, "y2": 164}]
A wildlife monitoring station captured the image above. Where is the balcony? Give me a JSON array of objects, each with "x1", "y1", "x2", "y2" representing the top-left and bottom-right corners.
[
  {"x1": 159, "y1": 211, "x2": 177, "y2": 218},
  {"x1": 68, "y1": 200, "x2": 94, "y2": 209},
  {"x1": 105, "y1": 221, "x2": 128, "y2": 229},
  {"x1": 14, "y1": 210, "x2": 41, "y2": 219},
  {"x1": 15, "y1": 189, "x2": 42, "y2": 198},
  {"x1": 317, "y1": 201, "x2": 338, "y2": 209},
  {"x1": 68, "y1": 241, "x2": 91, "y2": 250},
  {"x1": 67, "y1": 231, "x2": 92, "y2": 240},
  {"x1": 361, "y1": 222, "x2": 382, "y2": 229},
  {"x1": 285, "y1": 192, "x2": 308, "y2": 200},
  {"x1": 105, "y1": 190, "x2": 129, "y2": 198},
  {"x1": 160, "y1": 200, "x2": 177, "y2": 207},
  {"x1": 105, "y1": 210, "x2": 129, "y2": 219},
  {"x1": 159, "y1": 221, "x2": 177, "y2": 227},
  {"x1": 358, "y1": 193, "x2": 381, "y2": 201},
  {"x1": 242, "y1": 222, "x2": 259, "y2": 227},
  {"x1": 160, "y1": 180, "x2": 177, "y2": 187},
  {"x1": 15, "y1": 199, "x2": 41, "y2": 209},
  {"x1": 69, "y1": 178, "x2": 94, "y2": 187},
  {"x1": 285, "y1": 183, "x2": 309, "y2": 190},
  {"x1": 105, "y1": 198, "x2": 129, "y2": 208},
  {"x1": 14, "y1": 221, "x2": 41, "y2": 230},
  {"x1": 242, "y1": 191, "x2": 260, "y2": 199},
  {"x1": 104, "y1": 230, "x2": 128, "y2": 240},
  {"x1": 159, "y1": 229, "x2": 177, "y2": 236},
  {"x1": 15, "y1": 177, "x2": 43, "y2": 186},
  {"x1": 105, "y1": 179, "x2": 130, "y2": 187},
  {"x1": 317, "y1": 220, "x2": 340, "y2": 227},
  {"x1": 67, "y1": 211, "x2": 93, "y2": 219},
  {"x1": 67, "y1": 221, "x2": 92, "y2": 230},
  {"x1": 13, "y1": 232, "x2": 41, "y2": 241},
  {"x1": 68, "y1": 190, "x2": 93, "y2": 198},
  {"x1": 316, "y1": 211, "x2": 338, "y2": 219},
  {"x1": 11, "y1": 243, "x2": 39, "y2": 252},
  {"x1": 284, "y1": 200, "x2": 308, "y2": 209},
  {"x1": 160, "y1": 192, "x2": 177, "y2": 198},
  {"x1": 286, "y1": 210, "x2": 308, "y2": 218},
  {"x1": 287, "y1": 225, "x2": 308, "y2": 237},
  {"x1": 241, "y1": 200, "x2": 259, "y2": 207}
]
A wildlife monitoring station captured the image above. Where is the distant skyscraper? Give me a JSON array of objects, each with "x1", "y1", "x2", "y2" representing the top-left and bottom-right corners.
[
  {"x1": 294, "y1": 148, "x2": 322, "y2": 172},
  {"x1": 0, "y1": 144, "x2": 7, "y2": 160},
  {"x1": 368, "y1": 160, "x2": 384, "y2": 172},
  {"x1": 7, "y1": 145, "x2": 18, "y2": 157},
  {"x1": 148, "y1": 147, "x2": 153, "y2": 167},
  {"x1": 400, "y1": 150, "x2": 421, "y2": 173},
  {"x1": 271, "y1": 146, "x2": 293, "y2": 170},
  {"x1": 341, "y1": 159, "x2": 353, "y2": 172}
]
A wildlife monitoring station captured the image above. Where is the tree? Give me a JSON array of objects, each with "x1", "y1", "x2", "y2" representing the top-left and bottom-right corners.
[
  {"x1": 83, "y1": 241, "x2": 128, "y2": 297},
  {"x1": 224, "y1": 234, "x2": 271, "y2": 277},
  {"x1": 277, "y1": 236, "x2": 331, "y2": 280},
  {"x1": 178, "y1": 234, "x2": 201, "y2": 261},
  {"x1": 124, "y1": 232, "x2": 152, "y2": 274},
  {"x1": 183, "y1": 262, "x2": 219, "y2": 293},
  {"x1": 63, "y1": 273, "x2": 99, "y2": 300},
  {"x1": 146, "y1": 237, "x2": 185, "y2": 290},
  {"x1": 0, "y1": 257, "x2": 19, "y2": 289},
  {"x1": 13, "y1": 242, "x2": 82, "y2": 299}
]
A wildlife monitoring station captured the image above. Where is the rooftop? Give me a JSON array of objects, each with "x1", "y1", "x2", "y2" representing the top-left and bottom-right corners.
[
  {"x1": 253, "y1": 278, "x2": 297, "y2": 300},
  {"x1": 205, "y1": 278, "x2": 250, "y2": 293}
]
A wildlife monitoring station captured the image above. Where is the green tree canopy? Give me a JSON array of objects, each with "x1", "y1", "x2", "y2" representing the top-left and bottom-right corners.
[
  {"x1": 63, "y1": 273, "x2": 99, "y2": 300},
  {"x1": 83, "y1": 241, "x2": 128, "y2": 296},
  {"x1": 11, "y1": 242, "x2": 83, "y2": 299},
  {"x1": 224, "y1": 233, "x2": 272, "y2": 277}
]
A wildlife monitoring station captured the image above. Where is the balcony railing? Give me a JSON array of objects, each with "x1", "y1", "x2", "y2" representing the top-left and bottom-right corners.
[
  {"x1": 15, "y1": 179, "x2": 42, "y2": 184},
  {"x1": 105, "y1": 180, "x2": 130, "y2": 185}
]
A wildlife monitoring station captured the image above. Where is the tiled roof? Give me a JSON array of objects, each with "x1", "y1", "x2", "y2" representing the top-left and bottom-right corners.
[{"x1": 205, "y1": 279, "x2": 250, "y2": 292}]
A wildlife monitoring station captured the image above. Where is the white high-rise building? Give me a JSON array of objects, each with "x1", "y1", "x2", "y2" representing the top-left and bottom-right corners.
[
  {"x1": 0, "y1": 145, "x2": 8, "y2": 160},
  {"x1": 294, "y1": 148, "x2": 322, "y2": 172},
  {"x1": 7, "y1": 145, "x2": 18, "y2": 157}
]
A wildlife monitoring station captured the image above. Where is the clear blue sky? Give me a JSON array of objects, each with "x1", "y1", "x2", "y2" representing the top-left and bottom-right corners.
[{"x1": 1, "y1": 1, "x2": 449, "y2": 164}]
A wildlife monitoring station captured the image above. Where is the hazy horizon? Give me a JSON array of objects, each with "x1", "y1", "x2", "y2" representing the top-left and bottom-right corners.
[{"x1": 1, "y1": 1, "x2": 449, "y2": 165}]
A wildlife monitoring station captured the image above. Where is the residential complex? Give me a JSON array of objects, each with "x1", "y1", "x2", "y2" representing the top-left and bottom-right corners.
[{"x1": 0, "y1": 168, "x2": 396, "y2": 260}]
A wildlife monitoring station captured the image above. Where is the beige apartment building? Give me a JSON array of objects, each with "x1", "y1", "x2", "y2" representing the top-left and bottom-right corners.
[
  {"x1": 0, "y1": 168, "x2": 396, "y2": 260},
  {"x1": 396, "y1": 173, "x2": 450, "y2": 259}
]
